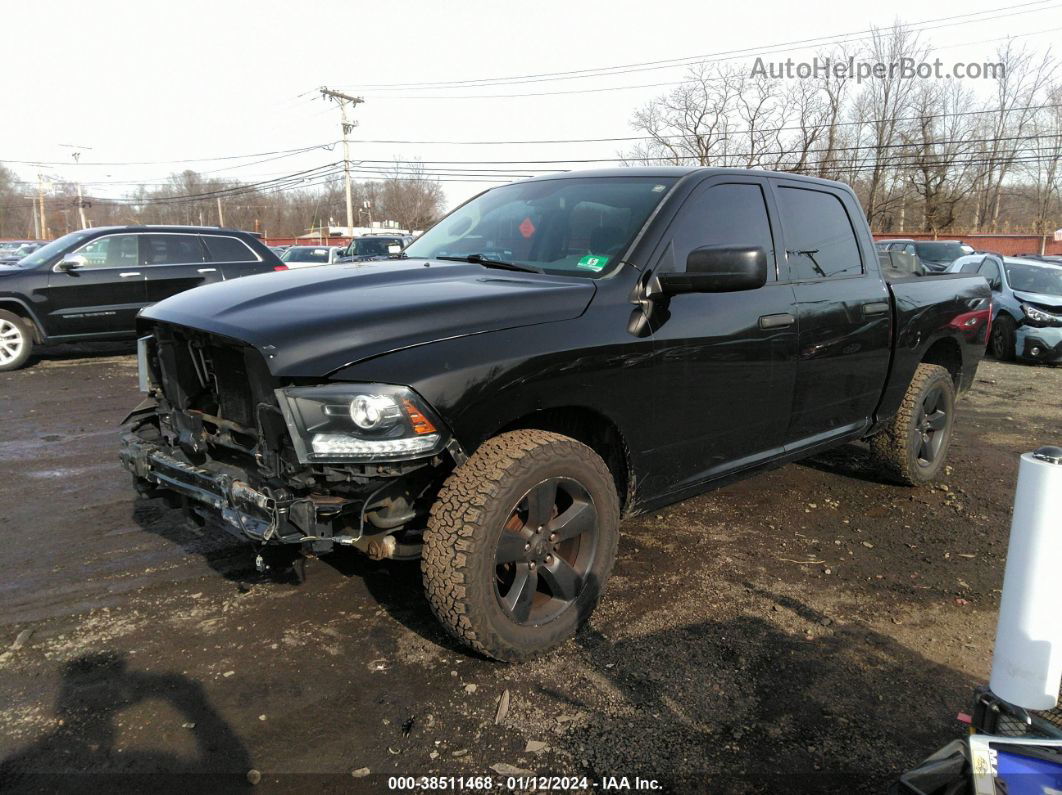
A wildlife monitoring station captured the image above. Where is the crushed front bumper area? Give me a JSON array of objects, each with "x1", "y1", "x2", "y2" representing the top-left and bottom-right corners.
[{"x1": 120, "y1": 433, "x2": 358, "y2": 551}]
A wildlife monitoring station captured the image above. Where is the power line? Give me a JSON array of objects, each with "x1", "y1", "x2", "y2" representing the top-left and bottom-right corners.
[
  {"x1": 336, "y1": 104, "x2": 1062, "y2": 147},
  {"x1": 0, "y1": 141, "x2": 338, "y2": 168},
  {"x1": 337, "y1": 0, "x2": 1057, "y2": 91},
  {"x1": 355, "y1": 17, "x2": 1062, "y2": 101}
]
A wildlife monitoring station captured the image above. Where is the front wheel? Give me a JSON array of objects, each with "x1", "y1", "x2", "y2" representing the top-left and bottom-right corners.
[
  {"x1": 422, "y1": 430, "x2": 619, "y2": 662},
  {"x1": 0, "y1": 310, "x2": 33, "y2": 372},
  {"x1": 989, "y1": 314, "x2": 1017, "y2": 362},
  {"x1": 870, "y1": 363, "x2": 956, "y2": 485}
]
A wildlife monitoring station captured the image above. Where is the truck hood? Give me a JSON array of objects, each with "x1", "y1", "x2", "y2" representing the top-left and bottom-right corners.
[
  {"x1": 141, "y1": 259, "x2": 595, "y2": 377},
  {"x1": 1012, "y1": 289, "x2": 1062, "y2": 310}
]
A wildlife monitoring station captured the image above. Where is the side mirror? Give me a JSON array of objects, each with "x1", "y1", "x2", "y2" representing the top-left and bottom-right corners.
[
  {"x1": 57, "y1": 254, "x2": 87, "y2": 272},
  {"x1": 654, "y1": 245, "x2": 768, "y2": 296},
  {"x1": 387, "y1": 243, "x2": 402, "y2": 255}
]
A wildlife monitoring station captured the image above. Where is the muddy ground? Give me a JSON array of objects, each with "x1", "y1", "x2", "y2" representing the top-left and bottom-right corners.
[{"x1": 0, "y1": 343, "x2": 1059, "y2": 793}]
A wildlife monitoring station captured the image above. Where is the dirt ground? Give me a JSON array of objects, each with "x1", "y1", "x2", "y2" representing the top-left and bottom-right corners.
[{"x1": 0, "y1": 343, "x2": 1059, "y2": 793}]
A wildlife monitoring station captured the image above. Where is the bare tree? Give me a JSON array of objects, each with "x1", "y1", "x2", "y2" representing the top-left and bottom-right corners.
[{"x1": 973, "y1": 42, "x2": 1056, "y2": 230}]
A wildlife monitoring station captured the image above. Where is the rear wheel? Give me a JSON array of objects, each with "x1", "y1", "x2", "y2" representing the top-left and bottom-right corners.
[
  {"x1": 990, "y1": 314, "x2": 1017, "y2": 361},
  {"x1": 870, "y1": 363, "x2": 956, "y2": 486},
  {"x1": 0, "y1": 310, "x2": 32, "y2": 372},
  {"x1": 422, "y1": 430, "x2": 619, "y2": 662}
]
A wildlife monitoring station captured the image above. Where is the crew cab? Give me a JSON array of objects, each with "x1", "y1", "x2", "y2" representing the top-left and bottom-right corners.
[
  {"x1": 120, "y1": 169, "x2": 990, "y2": 661},
  {"x1": 0, "y1": 226, "x2": 285, "y2": 371}
]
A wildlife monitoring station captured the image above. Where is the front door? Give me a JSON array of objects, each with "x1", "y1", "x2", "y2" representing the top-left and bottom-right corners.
[
  {"x1": 770, "y1": 181, "x2": 892, "y2": 449},
  {"x1": 643, "y1": 177, "x2": 798, "y2": 496},
  {"x1": 42, "y1": 233, "x2": 147, "y2": 337}
]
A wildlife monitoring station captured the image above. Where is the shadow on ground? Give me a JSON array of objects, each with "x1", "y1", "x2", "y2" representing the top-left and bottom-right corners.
[
  {"x1": 553, "y1": 589, "x2": 973, "y2": 794},
  {"x1": 0, "y1": 651, "x2": 252, "y2": 793}
]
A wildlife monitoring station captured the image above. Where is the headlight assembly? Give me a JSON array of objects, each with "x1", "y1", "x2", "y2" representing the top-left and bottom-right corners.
[
  {"x1": 1022, "y1": 303, "x2": 1062, "y2": 327},
  {"x1": 275, "y1": 383, "x2": 448, "y2": 463}
]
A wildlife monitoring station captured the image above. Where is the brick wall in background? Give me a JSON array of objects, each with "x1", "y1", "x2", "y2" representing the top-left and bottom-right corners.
[{"x1": 873, "y1": 233, "x2": 1062, "y2": 257}]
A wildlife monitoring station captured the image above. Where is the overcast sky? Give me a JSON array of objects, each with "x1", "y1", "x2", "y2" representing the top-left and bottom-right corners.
[{"x1": 4, "y1": 0, "x2": 1061, "y2": 216}]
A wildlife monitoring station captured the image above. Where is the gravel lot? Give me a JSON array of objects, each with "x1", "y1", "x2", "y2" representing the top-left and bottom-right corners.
[{"x1": 0, "y1": 344, "x2": 1059, "y2": 793}]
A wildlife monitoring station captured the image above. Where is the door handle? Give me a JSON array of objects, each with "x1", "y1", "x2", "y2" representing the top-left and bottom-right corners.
[
  {"x1": 759, "y1": 312, "x2": 795, "y2": 329},
  {"x1": 863, "y1": 301, "x2": 890, "y2": 316},
  {"x1": 119, "y1": 272, "x2": 142, "y2": 278},
  {"x1": 197, "y1": 268, "x2": 217, "y2": 273}
]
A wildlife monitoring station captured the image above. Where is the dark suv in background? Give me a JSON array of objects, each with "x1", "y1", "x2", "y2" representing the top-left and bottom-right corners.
[
  {"x1": 336, "y1": 234, "x2": 410, "y2": 263},
  {"x1": 875, "y1": 238, "x2": 968, "y2": 272},
  {"x1": 0, "y1": 225, "x2": 285, "y2": 371}
]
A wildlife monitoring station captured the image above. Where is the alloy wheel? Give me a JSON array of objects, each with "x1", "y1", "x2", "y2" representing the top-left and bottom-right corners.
[
  {"x1": 914, "y1": 384, "x2": 949, "y2": 467},
  {"x1": 494, "y1": 477, "x2": 599, "y2": 626},
  {"x1": 0, "y1": 319, "x2": 24, "y2": 365}
]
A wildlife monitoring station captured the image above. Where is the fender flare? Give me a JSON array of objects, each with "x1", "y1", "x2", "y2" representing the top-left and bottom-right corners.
[{"x1": 0, "y1": 296, "x2": 46, "y2": 342}]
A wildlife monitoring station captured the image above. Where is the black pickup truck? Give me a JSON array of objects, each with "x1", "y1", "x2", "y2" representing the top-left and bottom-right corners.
[{"x1": 120, "y1": 168, "x2": 991, "y2": 661}]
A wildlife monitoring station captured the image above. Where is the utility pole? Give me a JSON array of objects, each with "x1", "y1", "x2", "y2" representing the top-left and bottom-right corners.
[
  {"x1": 320, "y1": 87, "x2": 364, "y2": 237},
  {"x1": 217, "y1": 196, "x2": 225, "y2": 227},
  {"x1": 37, "y1": 174, "x2": 48, "y2": 239},
  {"x1": 60, "y1": 144, "x2": 93, "y2": 229}
]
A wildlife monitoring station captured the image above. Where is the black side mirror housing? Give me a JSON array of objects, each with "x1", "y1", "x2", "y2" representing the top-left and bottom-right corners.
[{"x1": 655, "y1": 245, "x2": 769, "y2": 296}]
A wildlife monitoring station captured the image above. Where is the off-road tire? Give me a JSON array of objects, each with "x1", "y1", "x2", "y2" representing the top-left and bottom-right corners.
[
  {"x1": 422, "y1": 430, "x2": 620, "y2": 662},
  {"x1": 989, "y1": 314, "x2": 1017, "y2": 362},
  {"x1": 870, "y1": 363, "x2": 956, "y2": 486},
  {"x1": 0, "y1": 309, "x2": 33, "y2": 372}
]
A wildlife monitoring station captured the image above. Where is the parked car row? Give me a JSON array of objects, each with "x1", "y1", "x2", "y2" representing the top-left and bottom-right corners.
[
  {"x1": 0, "y1": 240, "x2": 45, "y2": 265},
  {"x1": 874, "y1": 238, "x2": 974, "y2": 274}
]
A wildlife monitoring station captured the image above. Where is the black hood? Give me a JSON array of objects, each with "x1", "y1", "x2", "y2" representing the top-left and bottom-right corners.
[{"x1": 141, "y1": 259, "x2": 595, "y2": 377}]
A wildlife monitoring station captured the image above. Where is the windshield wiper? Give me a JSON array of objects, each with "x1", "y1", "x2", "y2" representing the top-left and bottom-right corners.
[{"x1": 435, "y1": 254, "x2": 542, "y2": 274}]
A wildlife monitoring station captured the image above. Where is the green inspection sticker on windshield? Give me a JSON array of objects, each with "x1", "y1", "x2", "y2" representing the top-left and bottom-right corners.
[{"x1": 577, "y1": 254, "x2": 609, "y2": 272}]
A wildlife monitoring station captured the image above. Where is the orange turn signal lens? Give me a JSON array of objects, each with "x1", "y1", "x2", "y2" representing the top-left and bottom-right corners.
[{"x1": 403, "y1": 399, "x2": 437, "y2": 435}]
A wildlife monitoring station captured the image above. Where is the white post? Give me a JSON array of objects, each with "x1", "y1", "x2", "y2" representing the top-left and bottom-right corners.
[{"x1": 989, "y1": 446, "x2": 1062, "y2": 710}]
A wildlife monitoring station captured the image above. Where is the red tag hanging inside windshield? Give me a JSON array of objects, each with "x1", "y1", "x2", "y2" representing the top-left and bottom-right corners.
[{"x1": 519, "y1": 217, "x2": 536, "y2": 238}]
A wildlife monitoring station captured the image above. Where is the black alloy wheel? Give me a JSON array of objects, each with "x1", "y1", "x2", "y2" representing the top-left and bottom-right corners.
[
  {"x1": 913, "y1": 383, "x2": 949, "y2": 468},
  {"x1": 494, "y1": 477, "x2": 599, "y2": 626}
]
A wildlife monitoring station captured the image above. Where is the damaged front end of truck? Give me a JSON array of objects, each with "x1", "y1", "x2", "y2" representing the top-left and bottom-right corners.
[{"x1": 119, "y1": 323, "x2": 464, "y2": 569}]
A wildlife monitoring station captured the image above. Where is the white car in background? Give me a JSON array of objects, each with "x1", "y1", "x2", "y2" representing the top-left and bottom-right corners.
[{"x1": 279, "y1": 245, "x2": 343, "y2": 269}]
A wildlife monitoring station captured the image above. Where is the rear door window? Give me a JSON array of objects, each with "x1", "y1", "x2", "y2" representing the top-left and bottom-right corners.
[
  {"x1": 776, "y1": 187, "x2": 863, "y2": 281},
  {"x1": 201, "y1": 235, "x2": 259, "y2": 262},
  {"x1": 142, "y1": 234, "x2": 208, "y2": 265},
  {"x1": 979, "y1": 258, "x2": 1002, "y2": 290}
]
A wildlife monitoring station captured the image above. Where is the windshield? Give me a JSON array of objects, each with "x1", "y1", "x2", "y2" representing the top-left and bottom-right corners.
[
  {"x1": 915, "y1": 242, "x2": 964, "y2": 262},
  {"x1": 348, "y1": 238, "x2": 399, "y2": 257},
  {"x1": 1005, "y1": 262, "x2": 1062, "y2": 295},
  {"x1": 282, "y1": 247, "x2": 332, "y2": 264},
  {"x1": 15, "y1": 230, "x2": 95, "y2": 268},
  {"x1": 404, "y1": 176, "x2": 677, "y2": 277}
]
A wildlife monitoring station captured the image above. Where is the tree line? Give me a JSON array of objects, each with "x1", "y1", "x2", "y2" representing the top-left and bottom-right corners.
[
  {"x1": 622, "y1": 26, "x2": 1061, "y2": 235},
  {"x1": 0, "y1": 161, "x2": 446, "y2": 240}
]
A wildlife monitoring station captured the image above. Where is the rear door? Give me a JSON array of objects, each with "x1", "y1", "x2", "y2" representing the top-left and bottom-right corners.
[
  {"x1": 645, "y1": 176, "x2": 799, "y2": 493},
  {"x1": 141, "y1": 233, "x2": 218, "y2": 304},
  {"x1": 770, "y1": 180, "x2": 892, "y2": 449},
  {"x1": 42, "y1": 233, "x2": 146, "y2": 336},
  {"x1": 200, "y1": 234, "x2": 267, "y2": 279}
]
